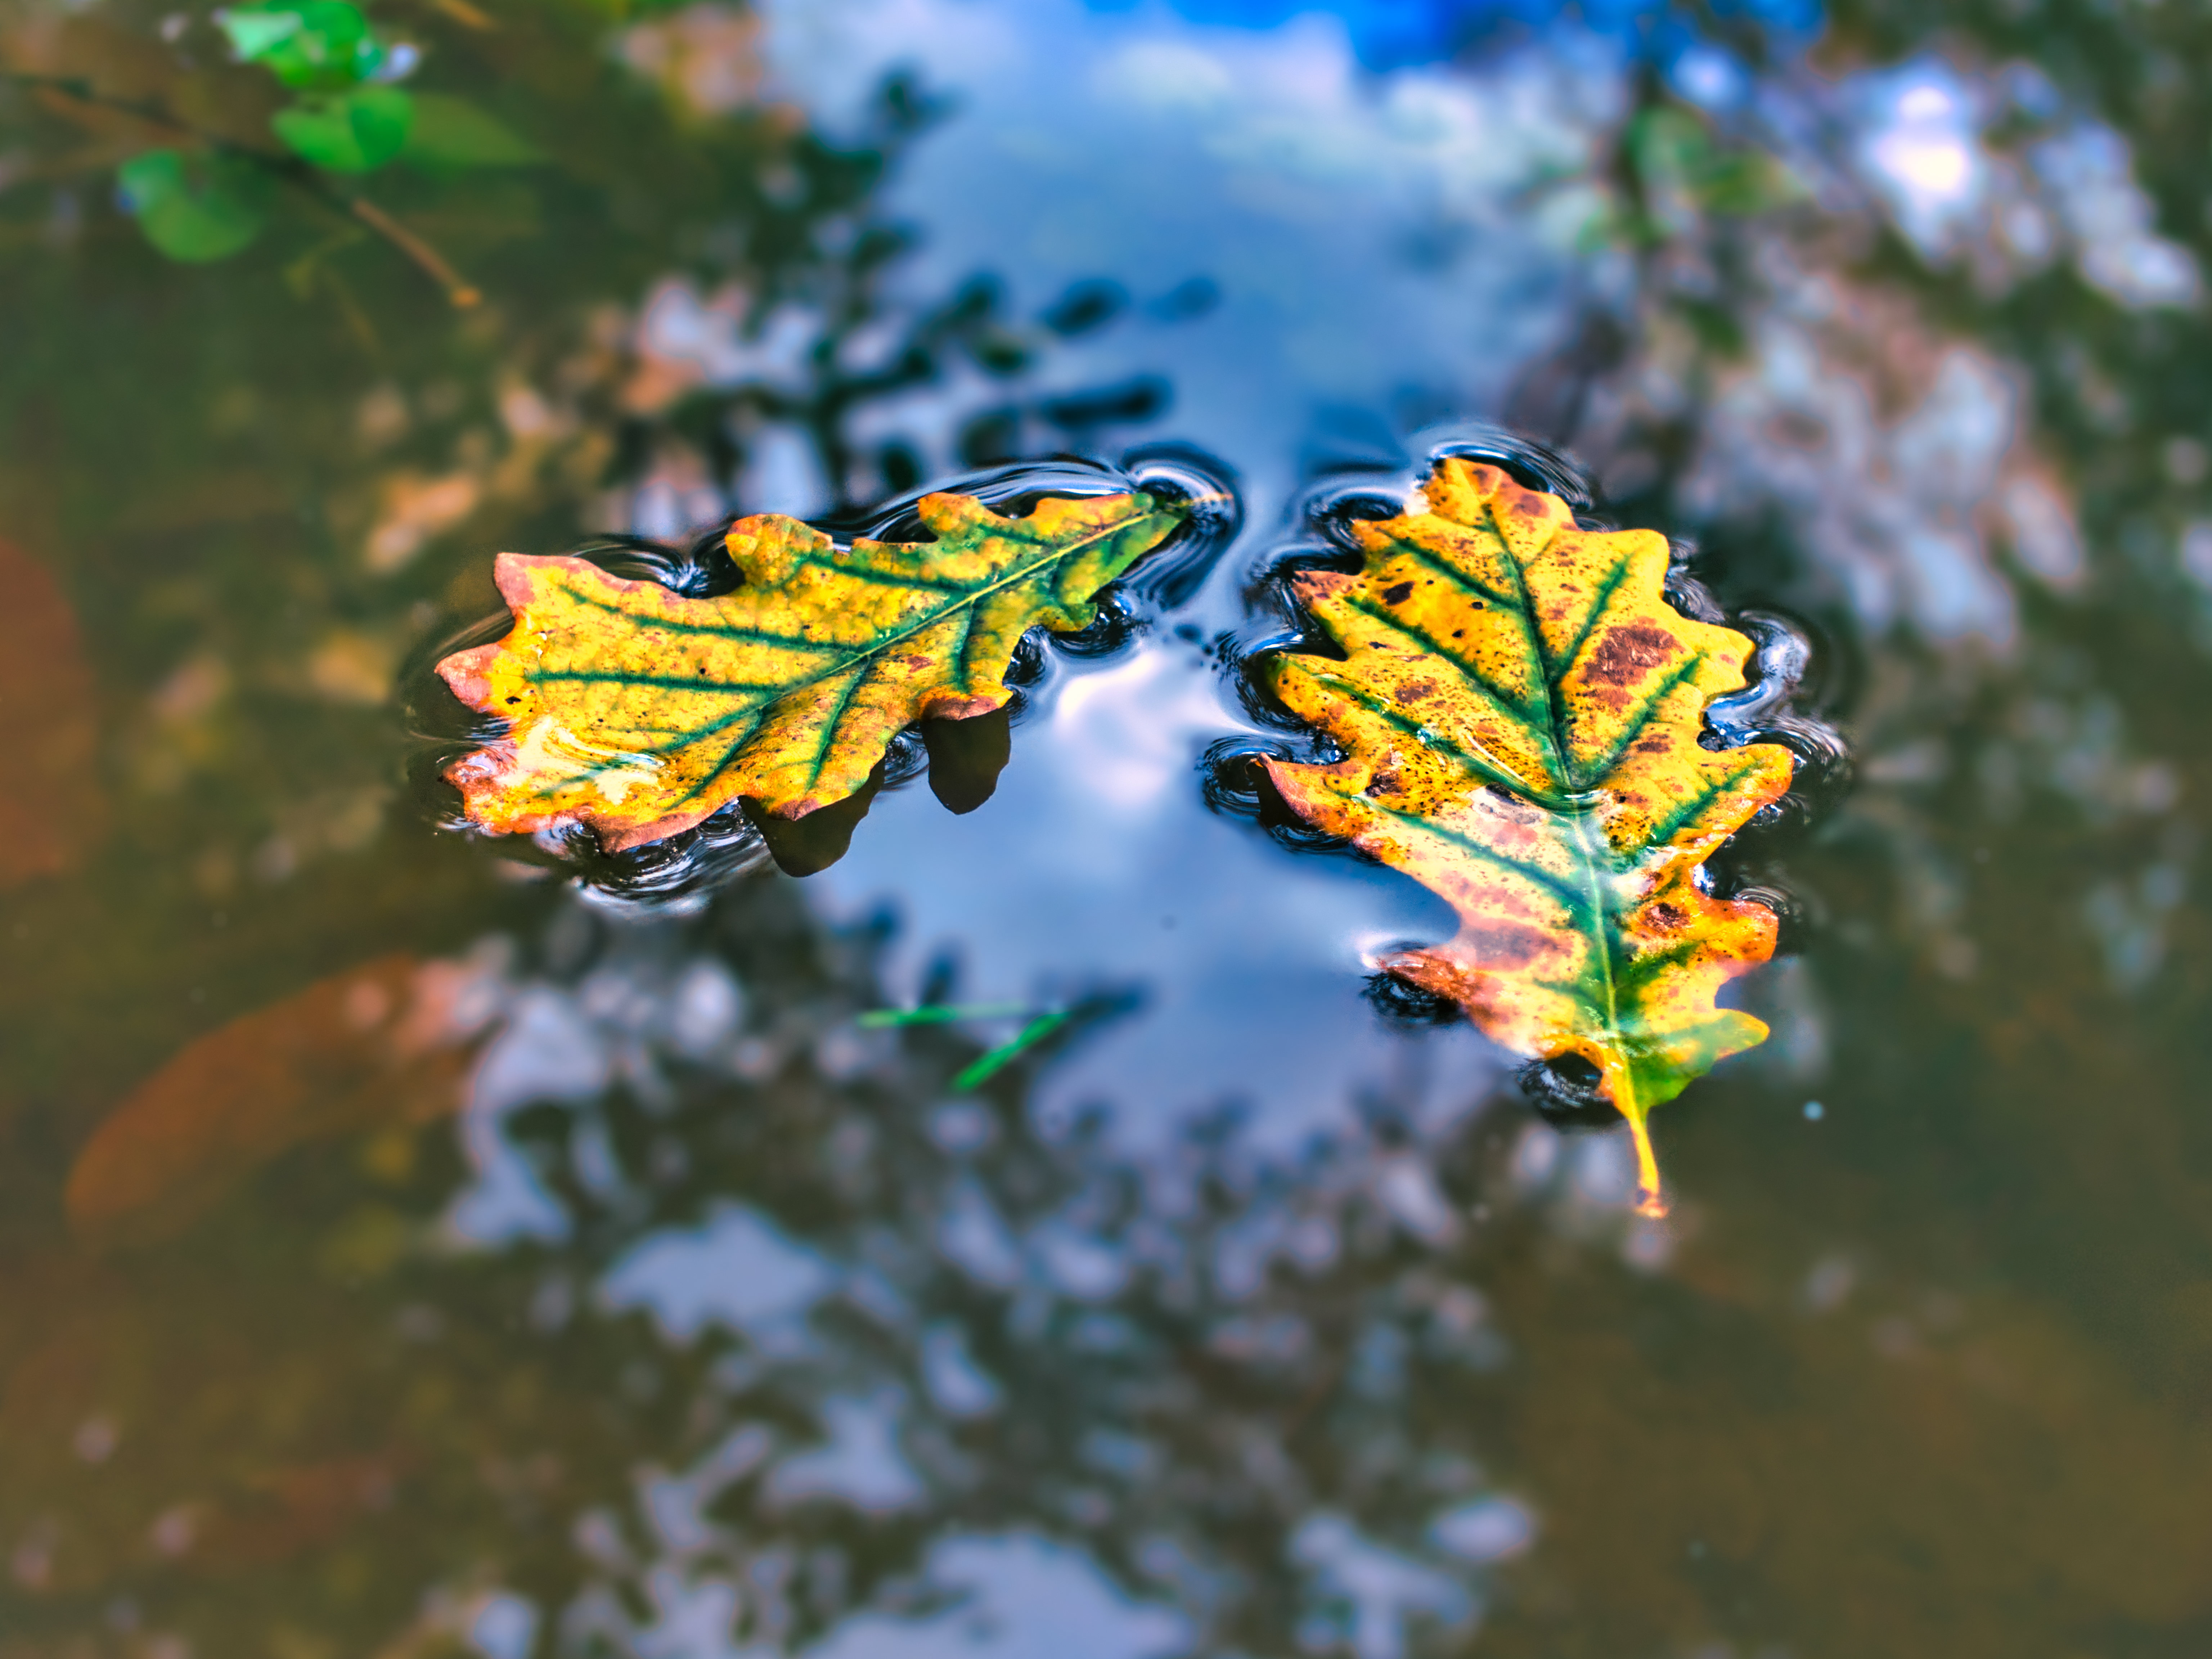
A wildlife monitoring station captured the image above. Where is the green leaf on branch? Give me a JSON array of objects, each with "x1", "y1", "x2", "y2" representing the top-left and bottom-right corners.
[
  {"x1": 218, "y1": 1, "x2": 391, "y2": 91},
  {"x1": 273, "y1": 86, "x2": 413, "y2": 172},
  {"x1": 117, "y1": 150, "x2": 268, "y2": 263},
  {"x1": 401, "y1": 94, "x2": 542, "y2": 168}
]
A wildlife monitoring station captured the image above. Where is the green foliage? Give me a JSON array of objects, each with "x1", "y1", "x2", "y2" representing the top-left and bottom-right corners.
[
  {"x1": 116, "y1": 149, "x2": 268, "y2": 261},
  {"x1": 401, "y1": 93, "x2": 541, "y2": 168},
  {"x1": 84, "y1": 3, "x2": 542, "y2": 267},
  {"x1": 217, "y1": 0, "x2": 392, "y2": 91},
  {"x1": 272, "y1": 85, "x2": 413, "y2": 172}
]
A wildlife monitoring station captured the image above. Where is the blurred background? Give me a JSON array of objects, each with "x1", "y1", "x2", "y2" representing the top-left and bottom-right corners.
[{"x1": 3, "y1": 0, "x2": 2212, "y2": 1654}]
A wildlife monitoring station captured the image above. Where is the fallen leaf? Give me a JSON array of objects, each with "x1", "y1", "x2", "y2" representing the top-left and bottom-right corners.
[
  {"x1": 0, "y1": 536, "x2": 105, "y2": 885},
  {"x1": 439, "y1": 489, "x2": 1185, "y2": 850},
  {"x1": 1262, "y1": 458, "x2": 1794, "y2": 1214},
  {"x1": 66, "y1": 956, "x2": 480, "y2": 1245}
]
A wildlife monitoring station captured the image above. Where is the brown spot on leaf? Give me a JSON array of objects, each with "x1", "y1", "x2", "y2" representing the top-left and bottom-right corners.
[
  {"x1": 1394, "y1": 678, "x2": 1439, "y2": 704},
  {"x1": 1459, "y1": 919, "x2": 1552, "y2": 967},
  {"x1": 1584, "y1": 621, "x2": 1679, "y2": 687},
  {"x1": 1646, "y1": 903, "x2": 1686, "y2": 934},
  {"x1": 1381, "y1": 581, "x2": 1414, "y2": 604}
]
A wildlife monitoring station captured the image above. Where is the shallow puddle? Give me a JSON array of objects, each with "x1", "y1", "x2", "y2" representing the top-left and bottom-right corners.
[{"x1": 4, "y1": 1, "x2": 2212, "y2": 1655}]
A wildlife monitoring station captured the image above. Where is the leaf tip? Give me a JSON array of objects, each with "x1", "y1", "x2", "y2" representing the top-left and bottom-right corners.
[
  {"x1": 726, "y1": 514, "x2": 827, "y2": 588},
  {"x1": 490, "y1": 549, "x2": 548, "y2": 607},
  {"x1": 598, "y1": 803, "x2": 718, "y2": 853},
  {"x1": 435, "y1": 641, "x2": 498, "y2": 710}
]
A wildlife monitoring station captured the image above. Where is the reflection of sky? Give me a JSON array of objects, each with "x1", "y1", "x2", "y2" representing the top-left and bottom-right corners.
[
  {"x1": 805, "y1": 1534, "x2": 1189, "y2": 1659},
  {"x1": 804, "y1": 629, "x2": 1515, "y2": 1147},
  {"x1": 1847, "y1": 55, "x2": 2198, "y2": 310},
  {"x1": 756, "y1": 0, "x2": 1626, "y2": 1144},
  {"x1": 763, "y1": 0, "x2": 1620, "y2": 512},
  {"x1": 1854, "y1": 62, "x2": 1984, "y2": 258},
  {"x1": 1080, "y1": 0, "x2": 1821, "y2": 70},
  {"x1": 603, "y1": 1203, "x2": 835, "y2": 1340}
]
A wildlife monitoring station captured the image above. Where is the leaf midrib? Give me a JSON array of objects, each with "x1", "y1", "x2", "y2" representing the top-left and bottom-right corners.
[
  {"x1": 1405, "y1": 508, "x2": 1649, "y2": 1058},
  {"x1": 543, "y1": 501, "x2": 1160, "y2": 704},
  {"x1": 540, "y1": 500, "x2": 1164, "y2": 813},
  {"x1": 792, "y1": 504, "x2": 1158, "y2": 682}
]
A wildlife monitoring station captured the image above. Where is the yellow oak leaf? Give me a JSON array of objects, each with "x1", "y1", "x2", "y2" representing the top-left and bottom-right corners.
[
  {"x1": 439, "y1": 489, "x2": 1185, "y2": 850},
  {"x1": 1262, "y1": 458, "x2": 1795, "y2": 1215}
]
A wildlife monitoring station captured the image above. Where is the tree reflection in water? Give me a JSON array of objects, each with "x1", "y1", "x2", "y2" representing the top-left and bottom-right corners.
[
  {"x1": 4, "y1": 877, "x2": 1565, "y2": 1659},
  {"x1": 11, "y1": 0, "x2": 2212, "y2": 1653}
]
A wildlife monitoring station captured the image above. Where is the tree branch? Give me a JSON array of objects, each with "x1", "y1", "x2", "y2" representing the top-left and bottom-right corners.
[{"x1": 4, "y1": 70, "x2": 482, "y2": 307}]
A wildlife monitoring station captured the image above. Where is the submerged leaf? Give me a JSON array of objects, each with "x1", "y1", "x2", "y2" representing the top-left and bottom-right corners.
[
  {"x1": 66, "y1": 956, "x2": 478, "y2": 1245},
  {"x1": 438, "y1": 490, "x2": 1185, "y2": 851},
  {"x1": 0, "y1": 536, "x2": 105, "y2": 884},
  {"x1": 1262, "y1": 458, "x2": 1795, "y2": 1214}
]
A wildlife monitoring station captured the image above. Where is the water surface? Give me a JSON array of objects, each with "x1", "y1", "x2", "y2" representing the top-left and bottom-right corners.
[{"x1": 5, "y1": 1, "x2": 2212, "y2": 1655}]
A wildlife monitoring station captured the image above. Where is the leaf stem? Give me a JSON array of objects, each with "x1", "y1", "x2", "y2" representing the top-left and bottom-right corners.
[
  {"x1": 1623, "y1": 1087, "x2": 1667, "y2": 1219},
  {"x1": 1569, "y1": 805, "x2": 1665, "y2": 1215},
  {"x1": 1462, "y1": 500, "x2": 1672, "y2": 1214},
  {"x1": 344, "y1": 193, "x2": 480, "y2": 306}
]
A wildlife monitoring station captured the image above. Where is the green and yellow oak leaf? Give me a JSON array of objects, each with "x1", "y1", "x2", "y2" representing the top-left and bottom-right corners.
[
  {"x1": 439, "y1": 490, "x2": 1184, "y2": 851},
  {"x1": 1262, "y1": 458, "x2": 1794, "y2": 1215}
]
